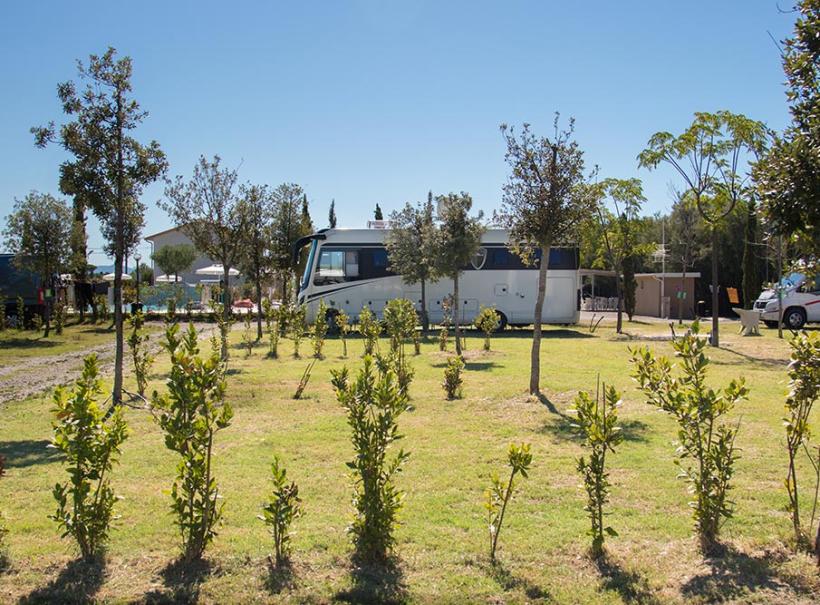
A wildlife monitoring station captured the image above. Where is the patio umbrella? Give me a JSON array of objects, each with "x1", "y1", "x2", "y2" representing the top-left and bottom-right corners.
[
  {"x1": 102, "y1": 273, "x2": 132, "y2": 281},
  {"x1": 194, "y1": 264, "x2": 240, "y2": 277}
]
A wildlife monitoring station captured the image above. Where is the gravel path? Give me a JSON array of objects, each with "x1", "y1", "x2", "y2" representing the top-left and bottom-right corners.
[{"x1": 0, "y1": 322, "x2": 217, "y2": 404}]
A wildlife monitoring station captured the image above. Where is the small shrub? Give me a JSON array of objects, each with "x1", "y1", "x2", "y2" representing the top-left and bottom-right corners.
[
  {"x1": 376, "y1": 351, "x2": 415, "y2": 399},
  {"x1": 358, "y1": 306, "x2": 380, "y2": 356},
  {"x1": 313, "y1": 300, "x2": 328, "y2": 359},
  {"x1": 54, "y1": 298, "x2": 67, "y2": 335},
  {"x1": 570, "y1": 382, "x2": 623, "y2": 557},
  {"x1": 413, "y1": 328, "x2": 421, "y2": 355},
  {"x1": 336, "y1": 309, "x2": 351, "y2": 357},
  {"x1": 186, "y1": 300, "x2": 194, "y2": 322},
  {"x1": 486, "y1": 443, "x2": 532, "y2": 564},
  {"x1": 165, "y1": 297, "x2": 177, "y2": 324},
  {"x1": 443, "y1": 356, "x2": 464, "y2": 400},
  {"x1": 336, "y1": 356, "x2": 411, "y2": 562},
  {"x1": 242, "y1": 313, "x2": 254, "y2": 358},
  {"x1": 96, "y1": 295, "x2": 110, "y2": 323},
  {"x1": 630, "y1": 321, "x2": 748, "y2": 552},
  {"x1": 211, "y1": 301, "x2": 233, "y2": 361},
  {"x1": 293, "y1": 360, "x2": 315, "y2": 400},
  {"x1": 32, "y1": 312, "x2": 43, "y2": 333},
  {"x1": 259, "y1": 456, "x2": 303, "y2": 567},
  {"x1": 783, "y1": 331, "x2": 820, "y2": 550},
  {"x1": 0, "y1": 295, "x2": 6, "y2": 331},
  {"x1": 383, "y1": 298, "x2": 416, "y2": 354},
  {"x1": 330, "y1": 366, "x2": 349, "y2": 393},
  {"x1": 291, "y1": 305, "x2": 306, "y2": 358},
  {"x1": 16, "y1": 296, "x2": 25, "y2": 331},
  {"x1": 51, "y1": 355, "x2": 128, "y2": 559},
  {"x1": 262, "y1": 299, "x2": 279, "y2": 359},
  {"x1": 438, "y1": 325, "x2": 448, "y2": 351},
  {"x1": 154, "y1": 323, "x2": 234, "y2": 561},
  {"x1": 475, "y1": 306, "x2": 500, "y2": 351},
  {"x1": 127, "y1": 311, "x2": 154, "y2": 398}
]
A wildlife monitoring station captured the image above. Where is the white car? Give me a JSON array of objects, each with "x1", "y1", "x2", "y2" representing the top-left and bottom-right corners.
[{"x1": 754, "y1": 273, "x2": 820, "y2": 330}]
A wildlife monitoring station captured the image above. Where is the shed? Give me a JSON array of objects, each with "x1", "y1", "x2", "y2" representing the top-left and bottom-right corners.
[{"x1": 635, "y1": 272, "x2": 700, "y2": 319}]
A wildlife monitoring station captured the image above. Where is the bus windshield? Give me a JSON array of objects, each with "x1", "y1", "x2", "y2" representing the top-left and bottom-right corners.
[{"x1": 299, "y1": 239, "x2": 318, "y2": 293}]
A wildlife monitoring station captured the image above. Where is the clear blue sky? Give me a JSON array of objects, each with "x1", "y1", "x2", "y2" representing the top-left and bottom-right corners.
[{"x1": 0, "y1": 1, "x2": 796, "y2": 267}]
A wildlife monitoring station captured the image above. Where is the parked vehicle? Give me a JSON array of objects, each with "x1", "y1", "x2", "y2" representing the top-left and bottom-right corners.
[
  {"x1": 0, "y1": 253, "x2": 43, "y2": 325},
  {"x1": 294, "y1": 227, "x2": 580, "y2": 327},
  {"x1": 754, "y1": 272, "x2": 820, "y2": 329}
]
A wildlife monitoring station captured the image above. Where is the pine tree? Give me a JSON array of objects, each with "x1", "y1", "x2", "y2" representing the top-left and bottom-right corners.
[
  {"x1": 328, "y1": 199, "x2": 337, "y2": 228},
  {"x1": 374, "y1": 203, "x2": 384, "y2": 221}
]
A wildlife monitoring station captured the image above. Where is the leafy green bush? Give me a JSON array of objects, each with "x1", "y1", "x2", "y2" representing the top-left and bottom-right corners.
[
  {"x1": 783, "y1": 331, "x2": 820, "y2": 548},
  {"x1": 166, "y1": 296, "x2": 177, "y2": 324},
  {"x1": 262, "y1": 299, "x2": 279, "y2": 359},
  {"x1": 210, "y1": 301, "x2": 233, "y2": 361},
  {"x1": 383, "y1": 298, "x2": 416, "y2": 354},
  {"x1": 336, "y1": 356, "x2": 411, "y2": 562},
  {"x1": 242, "y1": 313, "x2": 254, "y2": 358},
  {"x1": 438, "y1": 325, "x2": 448, "y2": 351},
  {"x1": 51, "y1": 355, "x2": 128, "y2": 559},
  {"x1": 358, "y1": 306, "x2": 380, "y2": 356},
  {"x1": 127, "y1": 310, "x2": 154, "y2": 398},
  {"x1": 485, "y1": 443, "x2": 532, "y2": 563},
  {"x1": 32, "y1": 312, "x2": 43, "y2": 333},
  {"x1": 630, "y1": 321, "x2": 748, "y2": 551},
  {"x1": 376, "y1": 350, "x2": 415, "y2": 399},
  {"x1": 443, "y1": 356, "x2": 464, "y2": 400},
  {"x1": 154, "y1": 323, "x2": 234, "y2": 561},
  {"x1": 0, "y1": 295, "x2": 6, "y2": 331},
  {"x1": 259, "y1": 456, "x2": 303, "y2": 567},
  {"x1": 313, "y1": 300, "x2": 328, "y2": 359},
  {"x1": 54, "y1": 298, "x2": 66, "y2": 335},
  {"x1": 570, "y1": 382, "x2": 623, "y2": 557},
  {"x1": 96, "y1": 295, "x2": 110, "y2": 323},
  {"x1": 336, "y1": 308, "x2": 351, "y2": 357},
  {"x1": 291, "y1": 305, "x2": 306, "y2": 358},
  {"x1": 475, "y1": 306, "x2": 500, "y2": 351},
  {"x1": 16, "y1": 296, "x2": 25, "y2": 330}
]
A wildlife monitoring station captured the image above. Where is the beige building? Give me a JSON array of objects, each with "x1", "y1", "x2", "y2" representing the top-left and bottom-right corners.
[
  {"x1": 144, "y1": 226, "x2": 218, "y2": 285},
  {"x1": 635, "y1": 272, "x2": 700, "y2": 319}
]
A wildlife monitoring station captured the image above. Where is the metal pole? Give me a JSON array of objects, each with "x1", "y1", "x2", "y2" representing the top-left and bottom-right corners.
[{"x1": 661, "y1": 219, "x2": 666, "y2": 318}]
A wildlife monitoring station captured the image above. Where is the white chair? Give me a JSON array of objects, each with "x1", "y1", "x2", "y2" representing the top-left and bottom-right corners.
[{"x1": 733, "y1": 307, "x2": 761, "y2": 336}]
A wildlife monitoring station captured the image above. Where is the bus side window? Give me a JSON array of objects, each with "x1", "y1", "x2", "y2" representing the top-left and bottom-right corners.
[
  {"x1": 346, "y1": 251, "x2": 359, "y2": 277},
  {"x1": 317, "y1": 249, "x2": 345, "y2": 281}
]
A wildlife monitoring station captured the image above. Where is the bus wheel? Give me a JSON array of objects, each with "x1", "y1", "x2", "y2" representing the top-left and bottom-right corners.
[
  {"x1": 784, "y1": 307, "x2": 806, "y2": 330},
  {"x1": 326, "y1": 309, "x2": 340, "y2": 335},
  {"x1": 494, "y1": 311, "x2": 508, "y2": 332}
]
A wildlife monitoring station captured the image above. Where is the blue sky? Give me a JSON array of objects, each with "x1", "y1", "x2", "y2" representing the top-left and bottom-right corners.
[{"x1": 0, "y1": 1, "x2": 797, "y2": 267}]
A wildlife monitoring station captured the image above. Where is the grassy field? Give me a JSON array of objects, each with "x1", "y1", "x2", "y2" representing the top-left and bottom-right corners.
[
  {"x1": 0, "y1": 320, "x2": 122, "y2": 363},
  {"x1": 0, "y1": 318, "x2": 818, "y2": 604}
]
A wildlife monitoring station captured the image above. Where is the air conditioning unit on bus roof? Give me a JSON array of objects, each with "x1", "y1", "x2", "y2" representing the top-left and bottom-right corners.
[{"x1": 367, "y1": 220, "x2": 391, "y2": 229}]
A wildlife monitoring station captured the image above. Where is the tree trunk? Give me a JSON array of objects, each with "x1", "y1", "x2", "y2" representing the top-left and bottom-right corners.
[
  {"x1": 530, "y1": 244, "x2": 551, "y2": 395},
  {"x1": 420, "y1": 278, "x2": 429, "y2": 333},
  {"x1": 680, "y1": 265, "x2": 687, "y2": 325},
  {"x1": 710, "y1": 227, "x2": 719, "y2": 347},
  {"x1": 615, "y1": 270, "x2": 623, "y2": 334},
  {"x1": 222, "y1": 266, "x2": 231, "y2": 360},
  {"x1": 453, "y1": 274, "x2": 462, "y2": 356},
  {"x1": 255, "y1": 277, "x2": 263, "y2": 340},
  {"x1": 113, "y1": 249, "x2": 124, "y2": 405}
]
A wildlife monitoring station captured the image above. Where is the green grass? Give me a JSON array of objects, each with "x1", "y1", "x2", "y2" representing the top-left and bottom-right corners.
[
  {"x1": 0, "y1": 320, "x2": 818, "y2": 603},
  {"x1": 0, "y1": 320, "x2": 120, "y2": 363}
]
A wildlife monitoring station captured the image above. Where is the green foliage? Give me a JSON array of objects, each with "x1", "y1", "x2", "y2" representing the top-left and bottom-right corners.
[
  {"x1": 95, "y1": 295, "x2": 109, "y2": 323},
  {"x1": 438, "y1": 326, "x2": 448, "y2": 352},
  {"x1": 127, "y1": 311, "x2": 154, "y2": 398},
  {"x1": 51, "y1": 355, "x2": 128, "y2": 559},
  {"x1": 32, "y1": 312, "x2": 43, "y2": 334},
  {"x1": 165, "y1": 297, "x2": 177, "y2": 324},
  {"x1": 443, "y1": 356, "x2": 464, "y2": 400},
  {"x1": 262, "y1": 299, "x2": 279, "y2": 359},
  {"x1": 376, "y1": 350, "x2": 415, "y2": 400},
  {"x1": 336, "y1": 356, "x2": 411, "y2": 563},
  {"x1": 358, "y1": 306, "x2": 380, "y2": 356},
  {"x1": 242, "y1": 313, "x2": 254, "y2": 358},
  {"x1": 630, "y1": 321, "x2": 749, "y2": 551},
  {"x1": 260, "y1": 456, "x2": 303, "y2": 567},
  {"x1": 783, "y1": 331, "x2": 820, "y2": 547},
  {"x1": 336, "y1": 308, "x2": 350, "y2": 357},
  {"x1": 475, "y1": 306, "x2": 500, "y2": 351},
  {"x1": 53, "y1": 298, "x2": 66, "y2": 335},
  {"x1": 313, "y1": 300, "x2": 328, "y2": 359},
  {"x1": 153, "y1": 323, "x2": 233, "y2": 561},
  {"x1": 210, "y1": 300, "x2": 233, "y2": 361},
  {"x1": 269, "y1": 184, "x2": 312, "y2": 305},
  {"x1": 374, "y1": 203, "x2": 383, "y2": 220},
  {"x1": 328, "y1": 199, "x2": 337, "y2": 228},
  {"x1": 485, "y1": 443, "x2": 532, "y2": 563},
  {"x1": 741, "y1": 201, "x2": 762, "y2": 308},
  {"x1": 16, "y1": 296, "x2": 25, "y2": 331},
  {"x1": 570, "y1": 383, "x2": 623, "y2": 557},
  {"x1": 290, "y1": 305, "x2": 306, "y2": 358},
  {"x1": 383, "y1": 298, "x2": 417, "y2": 354},
  {"x1": 151, "y1": 244, "x2": 197, "y2": 283},
  {"x1": 0, "y1": 295, "x2": 6, "y2": 331}
]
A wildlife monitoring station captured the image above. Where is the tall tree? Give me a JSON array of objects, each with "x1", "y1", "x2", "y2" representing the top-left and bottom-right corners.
[
  {"x1": 498, "y1": 118, "x2": 592, "y2": 395},
  {"x1": 638, "y1": 110, "x2": 766, "y2": 346},
  {"x1": 2, "y1": 192, "x2": 72, "y2": 336},
  {"x1": 162, "y1": 155, "x2": 246, "y2": 360},
  {"x1": 432, "y1": 192, "x2": 485, "y2": 356},
  {"x1": 237, "y1": 184, "x2": 276, "y2": 339},
  {"x1": 269, "y1": 183, "x2": 309, "y2": 304},
  {"x1": 298, "y1": 194, "x2": 314, "y2": 282},
  {"x1": 741, "y1": 200, "x2": 763, "y2": 308},
  {"x1": 33, "y1": 47, "x2": 167, "y2": 404},
  {"x1": 374, "y1": 203, "x2": 384, "y2": 221},
  {"x1": 328, "y1": 199, "x2": 337, "y2": 228},
  {"x1": 62, "y1": 192, "x2": 92, "y2": 320},
  {"x1": 668, "y1": 190, "x2": 699, "y2": 323},
  {"x1": 152, "y1": 243, "x2": 197, "y2": 283},
  {"x1": 754, "y1": 0, "x2": 820, "y2": 268},
  {"x1": 590, "y1": 178, "x2": 649, "y2": 333},
  {"x1": 385, "y1": 198, "x2": 438, "y2": 331}
]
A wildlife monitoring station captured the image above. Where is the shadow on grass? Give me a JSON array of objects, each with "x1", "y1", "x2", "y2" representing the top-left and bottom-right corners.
[
  {"x1": 485, "y1": 560, "x2": 552, "y2": 600},
  {"x1": 595, "y1": 552, "x2": 660, "y2": 604},
  {"x1": 538, "y1": 416, "x2": 650, "y2": 444},
  {"x1": 143, "y1": 557, "x2": 213, "y2": 604},
  {"x1": 20, "y1": 555, "x2": 106, "y2": 605},
  {"x1": 713, "y1": 346, "x2": 788, "y2": 368},
  {"x1": 0, "y1": 440, "x2": 62, "y2": 468},
  {"x1": 335, "y1": 558, "x2": 407, "y2": 605},
  {"x1": 264, "y1": 558, "x2": 294, "y2": 595},
  {"x1": 680, "y1": 543, "x2": 816, "y2": 602},
  {"x1": 0, "y1": 338, "x2": 59, "y2": 350},
  {"x1": 494, "y1": 328, "x2": 594, "y2": 340},
  {"x1": 430, "y1": 360, "x2": 500, "y2": 372}
]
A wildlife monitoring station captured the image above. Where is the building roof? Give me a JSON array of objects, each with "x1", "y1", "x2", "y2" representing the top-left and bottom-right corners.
[{"x1": 144, "y1": 225, "x2": 185, "y2": 241}]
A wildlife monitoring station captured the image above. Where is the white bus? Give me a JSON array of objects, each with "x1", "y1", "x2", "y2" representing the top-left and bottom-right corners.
[{"x1": 294, "y1": 227, "x2": 580, "y2": 328}]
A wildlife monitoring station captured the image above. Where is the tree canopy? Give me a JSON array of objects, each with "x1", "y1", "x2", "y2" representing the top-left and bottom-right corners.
[{"x1": 152, "y1": 243, "x2": 197, "y2": 282}]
